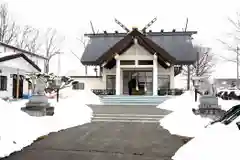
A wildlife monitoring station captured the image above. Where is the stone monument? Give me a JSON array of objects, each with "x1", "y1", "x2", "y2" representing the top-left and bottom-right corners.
[
  {"x1": 21, "y1": 73, "x2": 76, "y2": 117},
  {"x1": 21, "y1": 73, "x2": 54, "y2": 116},
  {"x1": 192, "y1": 77, "x2": 226, "y2": 120}
]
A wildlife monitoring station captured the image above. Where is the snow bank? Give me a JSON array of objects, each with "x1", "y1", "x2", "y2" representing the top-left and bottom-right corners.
[
  {"x1": 0, "y1": 88, "x2": 94, "y2": 158},
  {"x1": 158, "y1": 91, "x2": 212, "y2": 137},
  {"x1": 173, "y1": 120, "x2": 240, "y2": 160},
  {"x1": 157, "y1": 91, "x2": 199, "y2": 112},
  {"x1": 158, "y1": 90, "x2": 240, "y2": 160},
  {"x1": 59, "y1": 87, "x2": 102, "y2": 105},
  {"x1": 160, "y1": 109, "x2": 212, "y2": 138}
]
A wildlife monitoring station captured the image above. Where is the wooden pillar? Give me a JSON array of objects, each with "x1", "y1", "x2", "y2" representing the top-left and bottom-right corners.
[
  {"x1": 153, "y1": 53, "x2": 158, "y2": 96},
  {"x1": 115, "y1": 54, "x2": 120, "y2": 95}
]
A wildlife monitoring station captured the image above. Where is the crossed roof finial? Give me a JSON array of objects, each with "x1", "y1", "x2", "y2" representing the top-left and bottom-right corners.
[{"x1": 114, "y1": 17, "x2": 158, "y2": 33}]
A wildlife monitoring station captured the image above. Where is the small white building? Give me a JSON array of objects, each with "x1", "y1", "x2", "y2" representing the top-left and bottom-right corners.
[
  {"x1": 0, "y1": 42, "x2": 47, "y2": 99},
  {"x1": 71, "y1": 28, "x2": 197, "y2": 96},
  {"x1": 0, "y1": 42, "x2": 47, "y2": 72}
]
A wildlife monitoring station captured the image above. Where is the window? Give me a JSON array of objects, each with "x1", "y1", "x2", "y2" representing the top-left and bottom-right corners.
[
  {"x1": 72, "y1": 82, "x2": 85, "y2": 90},
  {"x1": 106, "y1": 75, "x2": 116, "y2": 89},
  {"x1": 158, "y1": 75, "x2": 170, "y2": 89},
  {"x1": 0, "y1": 76, "x2": 7, "y2": 91},
  {"x1": 138, "y1": 60, "x2": 153, "y2": 65},
  {"x1": 120, "y1": 60, "x2": 135, "y2": 65}
]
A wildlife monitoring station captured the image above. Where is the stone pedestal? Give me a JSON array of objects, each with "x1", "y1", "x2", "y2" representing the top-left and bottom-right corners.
[
  {"x1": 193, "y1": 95, "x2": 226, "y2": 120},
  {"x1": 21, "y1": 79, "x2": 54, "y2": 116},
  {"x1": 199, "y1": 95, "x2": 219, "y2": 109}
]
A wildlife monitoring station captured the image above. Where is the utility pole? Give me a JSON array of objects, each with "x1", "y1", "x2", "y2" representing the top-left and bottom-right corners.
[
  {"x1": 183, "y1": 18, "x2": 191, "y2": 90},
  {"x1": 57, "y1": 52, "x2": 61, "y2": 76},
  {"x1": 56, "y1": 52, "x2": 62, "y2": 102},
  {"x1": 237, "y1": 46, "x2": 239, "y2": 89}
]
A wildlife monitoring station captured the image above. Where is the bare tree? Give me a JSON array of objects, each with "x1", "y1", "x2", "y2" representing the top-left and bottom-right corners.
[
  {"x1": 70, "y1": 35, "x2": 87, "y2": 62},
  {"x1": 0, "y1": 3, "x2": 19, "y2": 44},
  {"x1": 218, "y1": 13, "x2": 240, "y2": 62},
  {"x1": 70, "y1": 35, "x2": 89, "y2": 75},
  {"x1": 182, "y1": 46, "x2": 215, "y2": 77},
  {"x1": 43, "y1": 28, "x2": 65, "y2": 73},
  {"x1": 14, "y1": 25, "x2": 41, "y2": 53},
  {"x1": 69, "y1": 21, "x2": 99, "y2": 75}
]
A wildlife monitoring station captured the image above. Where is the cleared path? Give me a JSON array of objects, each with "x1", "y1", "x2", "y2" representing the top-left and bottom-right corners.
[{"x1": 2, "y1": 105, "x2": 184, "y2": 160}]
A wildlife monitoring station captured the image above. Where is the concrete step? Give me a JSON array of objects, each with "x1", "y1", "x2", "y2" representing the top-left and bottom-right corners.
[
  {"x1": 93, "y1": 113, "x2": 165, "y2": 118},
  {"x1": 92, "y1": 113, "x2": 165, "y2": 123},
  {"x1": 89, "y1": 105, "x2": 171, "y2": 115},
  {"x1": 98, "y1": 103, "x2": 161, "y2": 106},
  {"x1": 100, "y1": 96, "x2": 172, "y2": 105},
  {"x1": 101, "y1": 95, "x2": 172, "y2": 98},
  {"x1": 91, "y1": 119, "x2": 160, "y2": 123}
]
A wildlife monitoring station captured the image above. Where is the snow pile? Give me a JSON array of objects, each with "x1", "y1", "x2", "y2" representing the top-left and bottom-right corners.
[
  {"x1": 173, "y1": 119, "x2": 240, "y2": 160},
  {"x1": 0, "y1": 99, "x2": 39, "y2": 157},
  {"x1": 0, "y1": 88, "x2": 94, "y2": 158},
  {"x1": 157, "y1": 90, "x2": 240, "y2": 160},
  {"x1": 160, "y1": 109, "x2": 212, "y2": 138},
  {"x1": 157, "y1": 91, "x2": 199, "y2": 111},
  {"x1": 59, "y1": 87, "x2": 102, "y2": 105},
  {"x1": 158, "y1": 91, "x2": 212, "y2": 137}
]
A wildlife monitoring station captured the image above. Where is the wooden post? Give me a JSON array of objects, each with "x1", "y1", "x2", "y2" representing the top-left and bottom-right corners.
[
  {"x1": 195, "y1": 52, "x2": 200, "y2": 102},
  {"x1": 56, "y1": 88, "x2": 59, "y2": 102},
  {"x1": 85, "y1": 66, "x2": 88, "y2": 75},
  {"x1": 16, "y1": 69, "x2": 19, "y2": 99}
]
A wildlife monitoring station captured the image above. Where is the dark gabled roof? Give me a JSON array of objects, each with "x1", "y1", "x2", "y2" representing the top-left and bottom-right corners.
[
  {"x1": 85, "y1": 31, "x2": 197, "y2": 37},
  {"x1": 0, "y1": 53, "x2": 41, "y2": 72},
  {"x1": 95, "y1": 29, "x2": 176, "y2": 68},
  {"x1": 81, "y1": 29, "x2": 197, "y2": 66},
  {"x1": 0, "y1": 42, "x2": 47, "y2": 60}
]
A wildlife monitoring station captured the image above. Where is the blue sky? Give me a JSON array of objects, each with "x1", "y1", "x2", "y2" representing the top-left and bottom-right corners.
[{"x1": 2, "y1": 0, "x2": 240, "y2": 75}]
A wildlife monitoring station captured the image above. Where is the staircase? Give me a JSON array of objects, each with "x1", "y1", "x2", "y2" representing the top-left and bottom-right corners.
[
  {"x1": 90, "y1": 105, "x2": 171, "y2": 123},
  {"x1": 101, "y1": 95, "x2": 171, "y2": 105},
  {"x1": 92, "y1": 113, "x2": 165, "y2": 123}
]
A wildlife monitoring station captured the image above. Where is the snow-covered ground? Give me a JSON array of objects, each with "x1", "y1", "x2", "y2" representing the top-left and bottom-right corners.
[
  {"x1": 158, "y1": 90, "x2": 240, "y2": 160},
  {"x1": 158, "y1": 91, "x2": 212, "y2": 137},
  {"x1": 173, "y1": 122, "x2": 240, "y2": 160},
  {"x1": 0, "y1": 88, "x2": 101, "y2": 158},
  {"x1": 158, "y1": 91, "x2": 240, "y2": 137}
]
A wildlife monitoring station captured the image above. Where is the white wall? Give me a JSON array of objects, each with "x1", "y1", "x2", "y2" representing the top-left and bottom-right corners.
[
  {"x1": 0, "y1": 57, "x2": 40, "y2": 98},
  {"x1": 0, "y1": 45, "x2": 46, "y2": 72},
  {"x1": 0, "y1": 57, "x2": 39, "y2": 72},
  {"x1": 73, "y1": 77, "x2": 105, "y2": 89},
  {"x1": 118, "y1": 44, "x2": 154, "y2": 61},
  {"x1": 24, "y1": 55, "x2": 46, "y2": 72},
  {"x1": 157, "y1": 64, "x2": 174, "y2": 88}
]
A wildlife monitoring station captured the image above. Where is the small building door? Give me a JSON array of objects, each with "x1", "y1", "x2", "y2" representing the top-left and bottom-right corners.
[{"x1": 12, "y1": 74, "x2": 24, "y2": 99}]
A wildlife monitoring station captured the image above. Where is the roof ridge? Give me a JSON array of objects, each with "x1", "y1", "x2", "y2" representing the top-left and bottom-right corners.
[
  {"x1": 0, "y1": 41, "x2": 47, "y2": 60},
  {"x1": 0, "y1": 53, "x2": 41, "y2": 72}
]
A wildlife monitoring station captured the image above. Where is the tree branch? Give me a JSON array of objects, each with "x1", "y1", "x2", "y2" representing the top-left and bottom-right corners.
[{"x1": 70, "y1": 50, "x2": 81, "y2": 61}]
